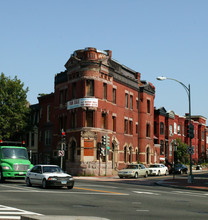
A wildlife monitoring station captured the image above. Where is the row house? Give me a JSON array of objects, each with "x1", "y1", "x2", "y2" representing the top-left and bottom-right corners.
[{"x1": 154, "y1": 107, "x2": 208, "y2": 165}]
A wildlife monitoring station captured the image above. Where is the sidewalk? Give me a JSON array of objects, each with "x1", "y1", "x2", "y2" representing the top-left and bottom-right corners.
[{"x1": 156, "y1": 176, "x2": 208, "y2": 191}]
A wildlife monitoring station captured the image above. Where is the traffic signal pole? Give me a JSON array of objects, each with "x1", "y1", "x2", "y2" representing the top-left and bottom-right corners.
[{"x1": 157, "y1": 77, "x2": 193, "y2": 183}]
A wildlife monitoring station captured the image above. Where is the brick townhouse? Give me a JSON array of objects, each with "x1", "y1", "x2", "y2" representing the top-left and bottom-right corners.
[{"x1": 154, "y1": 108, "x2": 208, "y2": 165}]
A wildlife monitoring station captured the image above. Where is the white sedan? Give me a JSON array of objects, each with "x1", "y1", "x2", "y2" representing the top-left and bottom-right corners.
[
  {"x1": 118, "y1": 164, "x2": 148, "y2": 178},
  {"x1": 25, "y1": 164, "x2": 74, "y2": 189},
  {"x1": 148, "y1": 164, "x2": 168, "y2": 176}
]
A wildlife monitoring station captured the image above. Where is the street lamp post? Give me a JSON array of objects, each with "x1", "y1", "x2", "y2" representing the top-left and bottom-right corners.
[{"x1": 156, "y1": 76, "x2": 193, "y2": 183}]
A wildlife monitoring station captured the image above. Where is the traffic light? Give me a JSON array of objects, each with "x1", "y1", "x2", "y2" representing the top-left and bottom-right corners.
[
  {"x1": 106, "y1": 135, "x2": 110, "y2": 148},
  {"x1": 61, "y1": 129, "x2": 66, "y2": 142},
  {"x1": 187, "y1": 123, "x2": 194, "y2": 139},
  {"x1": 102, "y1": 135, "x2": 106, "y2": 147}
]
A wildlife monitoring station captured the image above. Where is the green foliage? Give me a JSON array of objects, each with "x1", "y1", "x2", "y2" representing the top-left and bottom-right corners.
[
  {"x1": 0, "y1": 73, "x2": 30, "y2": 141},
  {"x1": 174, "y1": 138, "x2": 189, "y2": 164}
]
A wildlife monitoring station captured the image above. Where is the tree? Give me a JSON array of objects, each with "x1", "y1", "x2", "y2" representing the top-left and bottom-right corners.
[
  {"x1": 174, "y1": 138, "x2": 189, "y2": 164},
  {"x1": 0, "y1": 73, "x2": 30, "y2": 141}
]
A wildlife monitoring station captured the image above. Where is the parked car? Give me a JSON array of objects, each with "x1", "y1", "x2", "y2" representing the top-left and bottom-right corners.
[
  {"x1": 25, "y1": 164, "x2": 74, "y2": 189},
  {"x1": 169, "y1": 164, "x2": 188, "y2": 174},
  {"x1": 148, "y1": 164, "x2": 168, "y2": 176},
  {"x1": 118, "y1": 164, "x2": 148, "y2": 178}
]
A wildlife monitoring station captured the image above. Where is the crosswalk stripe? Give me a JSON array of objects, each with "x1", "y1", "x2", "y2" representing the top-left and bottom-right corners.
[{"x1": 0, "y1": 205, "x2": 42, "y2": 219}]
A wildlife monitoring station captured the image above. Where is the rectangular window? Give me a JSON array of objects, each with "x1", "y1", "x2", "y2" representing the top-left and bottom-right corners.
[
  {"x1": 59, "y1": 90, "x2": 63, "y2": 105},
  {"x1": 112, "y1": 116, "x2": 116, "y2": 132},
  {"x1": 45, "y1": 130, "x2": 52, "y2": 145},
  {"x1": 147, "y1": 100, "x2": 150, "y2": 113},
  {"x1": 113, "y1": 88, "x2": 116, "y2": 104},
  {"x1": 125, "y1": 93, "x2": 128, "y2": 108},
  {"x1": 160, "y1": 122, "x2": 164, "y2": 135},
  {"x1": 160, "y1": 140, "x2": 164, "y2": 155},
  {"x1": 103, "y1": 83, "x2": 107, "y2": 100},
  {"x1": 47, "y1": 105, "x2": 50, "y2": 122},
  {"x1": 136, "y1": 123, "x2": 138, "y2": 134},
  {"x1": 146, "y1": 123, "x2": 150, "y2": 137},
  {"x1": 174, "y1": 122, "x2": 177, "y2": 134},
  {"x1": 85, "y1": 111, "x2": 93, "y2": 127},
  {"x1": 178, "y1": 125, "x2": 181, "y2": 135},
  {"x1": 136, "y1": 99, "x2": 139, "y2": 110},
  {"x1": 129, "y1": 120, "x2": 133, "y2": 135},
  {"x1": 86, "y1": 80, "x2": 94, "y2": 96},
  {"x1": 169, "y1": 143, "x2": 172, "y2": 156},
  {"x1": 102, "y1": 113, "x2": 107, "y2": 129},
  {"x1": 124, "y1": 119, "x2": 128, "y2": 134},
  {"x1": 72, "y1": 83, "x2": 76, "y2": 99},
  {"x1": 130, "y1": 95, "x2": 133, "y2": 109},
  {"x1": 40, "y1": 107, "x2": 43, "y2": 119},
  {"x1": 71, "y1": 112, "x2": 77, "y2": 128},
  {"x1": 202, "y1": 131, "x2": 204, "y2": 140}
]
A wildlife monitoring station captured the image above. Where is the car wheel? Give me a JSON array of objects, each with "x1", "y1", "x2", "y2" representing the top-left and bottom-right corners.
[
  {"x1": 42, "y1": 179, "x2": 47, "y2": 189},
  {"x1": 144, "y1": 172, "x2": 148, "y2": 178},
  {"x1": 165, "y1": 170, "x2": 168, "y2": 176},
  {"x1": 0, "y1": 170, "x2": 5, "y2": 183},
  {"x1": 158, "y1": 170, "x2": 161, "y2": 176},
  {"x1": 134, "y1": 172, "x2": 138, "y2": 179},
  {"x1": 26, "y1": 177, "x2": 32, "y2": 187},
  {"x1": 119, "y1": 176, "x2": 123, "y2": 179},
  {"x1": 67, "y1": 185, "x2": 73, "y2": 189}
]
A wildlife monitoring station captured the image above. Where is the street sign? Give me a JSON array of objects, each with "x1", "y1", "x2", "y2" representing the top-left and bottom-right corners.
[
  {"x1": 58, "y1": 150, "x2": 65, "y2": 157},
  {"x1": 187, "y1": 147, "x2": 193, "y2": 155}
]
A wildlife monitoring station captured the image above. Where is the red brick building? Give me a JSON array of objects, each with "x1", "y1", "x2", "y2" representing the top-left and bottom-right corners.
[
  {"x1": 36, "y1": 47, "x2": 156, "y2": 175},
  {"x1": 154, "y1": 108, "x2": 208, "y2": 165}
]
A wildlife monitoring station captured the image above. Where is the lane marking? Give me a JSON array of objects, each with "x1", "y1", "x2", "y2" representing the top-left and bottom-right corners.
[
  {"x1": 136, "y1": 210, "x2": 150, "y2": 212},
  {"x1": 133, "y1": 191, "x2": 159, "y2": 195},
  {"x1": 74, "y1": 187, "x2": 128, "y2": 195}
]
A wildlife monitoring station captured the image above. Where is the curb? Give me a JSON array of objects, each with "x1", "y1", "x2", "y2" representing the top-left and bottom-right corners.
[{"x1": 155, "y1": 180, "x2": 208, "y2": 192}]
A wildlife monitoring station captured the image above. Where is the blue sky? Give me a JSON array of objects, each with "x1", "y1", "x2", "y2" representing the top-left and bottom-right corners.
[{"x1": 1, "y1": 1, "x2": 208, "y2": 122}]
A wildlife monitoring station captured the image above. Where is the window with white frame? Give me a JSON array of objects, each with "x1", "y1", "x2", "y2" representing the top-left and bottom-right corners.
[
  {"x1": 178, "y1": 125, "x2": 181, "y2": 135},
  {"x1": 169, "y1": 125, "x2": 173, "y2": 136},
  {"x1": 174, "y1": 122, "x2": 177, "y2": 134},
  {"x1": 169, "y1": 143, "x2": 172, "y2": 156}
]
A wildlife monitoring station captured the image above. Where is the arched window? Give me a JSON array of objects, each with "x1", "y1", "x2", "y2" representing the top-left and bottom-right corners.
[
  {"x1": 124, "y1": 146, "x2": 127, "y2": 163},
  {"x1": 129, "y1": 147, "x2": 132, "y2": 163},
  {"x1": 146, "y1": 147, "x2": 150, "y2": 164}
]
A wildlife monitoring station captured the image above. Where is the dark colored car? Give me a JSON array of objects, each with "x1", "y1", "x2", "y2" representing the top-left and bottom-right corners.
[{"x1": 169, "y1": 164, "x2": 188, "y2": 174}]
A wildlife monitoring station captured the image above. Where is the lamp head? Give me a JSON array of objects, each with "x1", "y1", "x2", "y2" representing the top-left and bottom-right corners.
[{"x1": 156, "y1": 76, "x2": 167, "y2": 81}]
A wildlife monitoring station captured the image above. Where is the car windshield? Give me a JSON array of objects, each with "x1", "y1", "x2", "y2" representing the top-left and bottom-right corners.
[
  {"x1": 2, "y1": 148, "x2": 28, "y2": 159},
  {"x1": 126, "y1": 165, "x2": 138, "y2": 169},
  {"x1": 149, "y1": 165, "x2": 159, "y2": 168},
  {"x1": 42, "y1": 166, "x2": 63, "y2": 173}
]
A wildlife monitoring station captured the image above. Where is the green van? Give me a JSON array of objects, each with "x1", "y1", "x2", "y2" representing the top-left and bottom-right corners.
[{"x1": 0, "y1": 141, "x2": 33, "y2": 182}]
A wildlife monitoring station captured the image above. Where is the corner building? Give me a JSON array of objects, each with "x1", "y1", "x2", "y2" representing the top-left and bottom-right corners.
[{"x1": 42, "y1": 47, "x2": 156, "y2": 175}]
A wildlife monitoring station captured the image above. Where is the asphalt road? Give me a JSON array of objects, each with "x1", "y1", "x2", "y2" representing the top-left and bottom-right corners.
[{"x1": 0, "y1": 175, "x2": 208, "y2": 220}]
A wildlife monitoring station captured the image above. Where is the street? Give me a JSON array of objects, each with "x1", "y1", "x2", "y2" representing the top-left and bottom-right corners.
[{"x1": 0, "y1": 174, "x2": 208, "y2": 220}]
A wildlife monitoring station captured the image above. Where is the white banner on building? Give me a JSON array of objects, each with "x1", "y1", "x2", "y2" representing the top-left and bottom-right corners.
[{"x1": 67, "y1": 98, "x2": 98, "y2": 110}]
